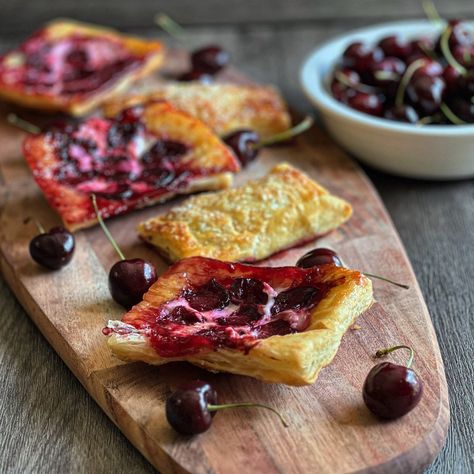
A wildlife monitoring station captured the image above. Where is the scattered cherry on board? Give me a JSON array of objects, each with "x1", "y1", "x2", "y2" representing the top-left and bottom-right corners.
[
  {"x1": 223, "y1": 116, "x2": 314, "y2": 166},
  {"x1": 166, "y1": 380, "x2": 288, "y2": 435},
  {"x1": 296, "y1": 248, "x2": 409, "y2": 289},
  {"x1": 28, "y1": 218, "x2": 75, "y2": 270},
  {"x1": 329, "y1": 7, "x2": 474, "y2": 125},
  {"x1": 155, "y1": 13, "x2": 230, "y2": 82},
  {"x1": 363, "y1": 345, "x2": 423, "y2": 419},
  {"x1": 91, "y1": 194, "x2": 157, "y2": 309}
]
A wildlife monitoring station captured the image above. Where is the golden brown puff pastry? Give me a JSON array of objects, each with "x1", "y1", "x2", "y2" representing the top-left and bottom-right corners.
[
  {"x1": 23, "y1": 101, "x2": 240, "y2": 231},
  {"x1": 138, "y1": 163, "x2": 352, "y2": 262},
  {"x1": 0, "y1": 19, "x2": 164, "y2": 116},
  {"x1": 105, "y1": 256, "x2": 373, "y2": 386},
  {"x1": 102, "y1": 83, "x2": 291, "y2": 138}
]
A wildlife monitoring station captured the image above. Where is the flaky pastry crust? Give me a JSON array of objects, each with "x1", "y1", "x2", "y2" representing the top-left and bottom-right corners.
[
  {"x1": 106, "y1": 258, "x2": 373, "y2": 386},
  {"x1": 0, "y1": 19, "x2": 165, "y2": 115},
  {"x1": 23, "y1": 101, "x2": 240, "y2": 231},
  {"x1": 102, "y1": 83, "x2": 291, "y2": 138},
  {"x1": 138, "y1": 163, "x2": 352, "y2": 262}
]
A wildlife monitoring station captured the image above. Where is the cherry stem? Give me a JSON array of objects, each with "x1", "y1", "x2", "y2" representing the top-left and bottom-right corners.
[
  {"x1": 155, "y1": 13, "x2": 186, "y2": 43},
  {"x1": 7, "y1": 113, "x2": 41, "y2": 134},
  {"x1": 24, "y1": 216, "x2": 45, "y2": 233},
  {"x1": 416, "y1": 115, "x2": 440, "y2": 126},
  {"x1": 90, "y1": 194, "x2": 125, "y2": 261},
  {"x1": 363, "y1": 272, "x2": 409, "y2": 290},
  {"x1": 440, "y1": 26, "x2": 467, "y2": 75},
  {"x1": 395, "y1": 58, "x2": 427, "y2": 107},
  {"x1": 252, "y1": 115, "x2": 314, "y2": 149},
  {"x1": 208, "y1": 402, "x2": 289, "y2": 428},
  {"x1": 373, "y1": 71, "x2": 400, "y2": 81},
  {"x1": 440, "y1": 102, "x2": 467, "y2": 125},
  {"x1": 375, "y1": 344, "x2": 415, "y2": 369},
  {"x1": 334, "y1": 71, "x2": 375, "y2": 93},
  {"x1": 422, "y1": 0, "x2": 443, "y2": 25}
]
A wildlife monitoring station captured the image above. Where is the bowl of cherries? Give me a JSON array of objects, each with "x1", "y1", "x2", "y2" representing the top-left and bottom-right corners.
[{"x1": 300, "y1": 19, "x2": 474, "y2": 179}]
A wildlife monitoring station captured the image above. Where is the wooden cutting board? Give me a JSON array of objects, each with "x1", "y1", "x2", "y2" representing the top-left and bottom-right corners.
[{"x1": 0, "y1": 52, "x2": 449, "y2": 474}]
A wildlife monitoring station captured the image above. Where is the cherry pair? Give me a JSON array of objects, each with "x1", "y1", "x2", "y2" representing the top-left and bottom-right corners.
[
  {"x1": 166, "y1": 345, "x2": 423, "y2": 436},
  {"x1": 28, "y1": 196, "x2": 157, "y2": 310}
]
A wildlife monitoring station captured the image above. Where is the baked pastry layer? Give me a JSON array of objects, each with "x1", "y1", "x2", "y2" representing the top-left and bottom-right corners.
[
  {"x1": 103, "y1": 83, "x2": 291, "y2": 138},
  {"x1": 23, "y1": 101, "x2": 240, "y2": 231},
  {"x1": 138, "y1": 163, "x2": 352, "y2": 262},
  {"x1": 0, "y1": 19, "x2": 164, "y2": 115},
  {"x1": 105, "y1": 256, "x2": 373, "y2": 386}
]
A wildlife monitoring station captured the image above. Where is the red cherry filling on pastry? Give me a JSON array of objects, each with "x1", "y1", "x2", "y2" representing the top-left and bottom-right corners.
[
  {"x1": 114, "y1": 258, "x2": 339, "y2": 357},
  {"x1": 0, "y1": 31, "x2": 143, "y2": 96},
  {"x1": 43, "y1": 106, "x2": 197, "y2": 205}
]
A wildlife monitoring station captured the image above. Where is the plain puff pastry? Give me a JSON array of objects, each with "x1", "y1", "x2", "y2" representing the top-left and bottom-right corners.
[
  {"x1": 106, "y1": 257, "x2": 373, "y2": 386},
  {"x1": 102, "y1": 83, "x2": 291, "y2": 138},
  {"x1": 138, "y1": 163, "x2": 353, "y2": 262}
]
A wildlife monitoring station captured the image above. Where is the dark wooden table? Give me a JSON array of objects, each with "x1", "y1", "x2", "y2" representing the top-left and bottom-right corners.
[{"x1": 0, "y1": 1, "x2": 473, "y2": 472}]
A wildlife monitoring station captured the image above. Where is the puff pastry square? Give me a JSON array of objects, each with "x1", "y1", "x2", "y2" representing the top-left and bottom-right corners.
[
  {"x1": 138, "y1": 163, "x2": 352, "y2": 262},
  {"x1": 0, "y1": 19, "x2": 164, "y2": 116},
  {"x1": 105, "y1": 256, "x2": 373, "y2": 385},
  {"x1": 102, "y1": 83, "x2": 291, "y2": 138},
  {"x1": 23, "y1": 101, "x2": 240, "y2": 231}
]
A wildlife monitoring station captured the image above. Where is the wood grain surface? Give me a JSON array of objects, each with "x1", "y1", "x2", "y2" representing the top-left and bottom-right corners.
[
  {"x1": 0, "y1": 2, "x2": 473, "y2": 473},
  {"x1": 0, "y1": 47, "x2": 450, "y2": 473}
]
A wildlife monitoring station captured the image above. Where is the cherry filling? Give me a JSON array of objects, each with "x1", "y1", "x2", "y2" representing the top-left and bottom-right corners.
[
  {"x1": 0, "y1": 31, "x2": 143, "y2": 96},
  {"x1": 131, "y1": 269, "x2": 336, "y2": 358},
  {"x1": 45, "y1": 107, "x2": 194, "y2": 203}
]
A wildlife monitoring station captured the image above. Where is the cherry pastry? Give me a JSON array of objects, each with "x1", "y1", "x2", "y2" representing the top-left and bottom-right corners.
[{"x1": 103, "y1": 255, "x2": 373, "y2": 385}]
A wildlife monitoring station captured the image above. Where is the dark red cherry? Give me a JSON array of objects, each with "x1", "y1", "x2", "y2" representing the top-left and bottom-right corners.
[
  {"x1": 166, "y1": 380, "x2": 218, "y2": 435},
  {"x1": 335, "y1": 68, "x2": 361, "y2": 87},
  {"x1": 109, "y1": 258, "x2": 158, "y2": 309},
  {"x1": 384, "y1": 105, "x2": 419, "y2": 123},
  {"x1": 342, "y1": 42, "x2": 384, "y2": 73},
  {"x1": 370, "y1": 57, "x2": 405, "y2": 88},
  {"x1": 412, "y1": 59, "x2": 443, "y2": 80},
  {"x1": 442, "y1": 65, "x2": 463, "y2": 93},
  {"x1": 29, "y1": 226, "x2": 75, "y2": 270},
  {"x1": 347, "y1": 91, "x2": 383, "y2": 116},
  {"x1": 330, "y1": 78, "x2": 356, "y2": 103},
  {"x1": 363, "y1": 361, "x2": 423, "y2": 419},
  {"x1": 378, "y1": 35, "x2": 412, "y2": 59},
  {"x1": 177, "y1": 69, "x2": 213, "y2": 83},
  {"x1": 166, "y1": 380, "x2": 287, "y2": 435},
  {"x1": 223, "y1": 129, "x2": 260, "y2": 166},
  {"x1": 407, "y1": 76, "x2": 446, "y2": 115},
  {"x1": 230, "y1": 278, "x2": 268, "y2": 305},
  {"x1": 410, "y1": 37, "x2": 434, "y2": 57},
  {"x1": 451, "y1": 45, "x2": 474, "y2": 68},
  {"x1": 191, "y1": 45, "x2": 230, "y2": 75},
  {"x1": 184, "y1": 278, "x2": 230, "y2": 312},
  {"x1": 271, "y1": 286, "x2": 318, "y2": 314},
  {"x1": 458, "y1": 68, "x2": 474, "y2": 96},
  {"x1": 447, "y1": 19, "x2": 473, "y2": 49},
  {"x1": 449, "y1": 98, "x2": 474, "y2": 122},
  {"x1": 296, "y1": 248, "x2": 343, "y2": 268}
]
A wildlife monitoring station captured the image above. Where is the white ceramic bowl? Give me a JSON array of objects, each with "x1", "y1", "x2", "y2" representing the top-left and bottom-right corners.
[{"x1": 300, "y1": 20, "x2": 474, "y2": 180}]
